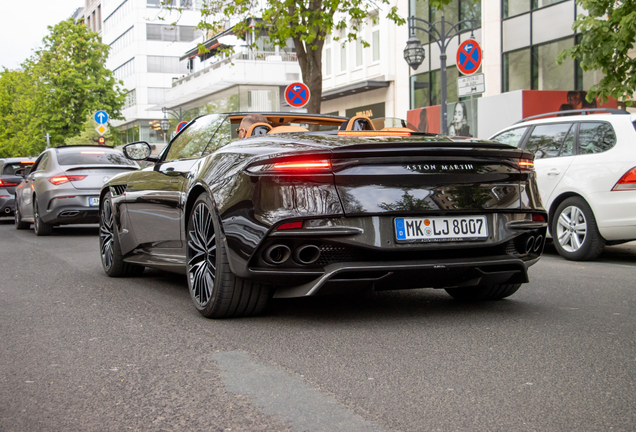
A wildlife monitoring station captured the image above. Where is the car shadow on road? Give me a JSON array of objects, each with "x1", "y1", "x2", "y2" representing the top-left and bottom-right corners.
[
  {"x1": 50, "y1": 224, "x2": 100, "y2": 237},
  {"x1": 0, "y1": 217, "x2": 15, "y2": 225},
  {"x1": 543, "y1": 240, "x2": 636, "y2": 266}
]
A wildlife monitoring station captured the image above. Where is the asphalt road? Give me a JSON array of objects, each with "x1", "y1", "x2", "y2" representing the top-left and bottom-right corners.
[{"x1": 1, "y1": 219, "x2": 634, "y2": 432}]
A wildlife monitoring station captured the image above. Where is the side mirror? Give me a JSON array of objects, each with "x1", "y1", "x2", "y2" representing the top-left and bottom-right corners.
[{"x1": 123, "y1": 141, "x2": 152, "y2": 160}]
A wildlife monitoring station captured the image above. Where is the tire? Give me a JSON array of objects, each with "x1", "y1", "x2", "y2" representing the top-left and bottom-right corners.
[
  {"x1": 186, "y1": 193, "x2": 271, "y2": 319},
  {"x1": 552, "y1": 196, "x2": 605, "y2": 261},
  {"x1": 14, "y1": 204, "x2": 29, "y2": 230},
  {"x1": 445, "y1": 283, "x2": 522, "y2": 301},
  {"x1": 33, "y1": 199, "x2": 53, "y2": 236},
  {"x1": 99, "y1": 192, "x2": 145, "y2": 277}
]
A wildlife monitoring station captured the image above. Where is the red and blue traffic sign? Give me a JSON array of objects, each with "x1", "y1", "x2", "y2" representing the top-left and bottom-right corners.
[
  {"x1": 176, "y1": 121, "x2": 188, "y2": 132},
  {"x1": 284, "y1": 82, "x2": 311, "y2": 108},
  {"x1": 456, "y1": 39, "x2": 482, "y2": 75}
]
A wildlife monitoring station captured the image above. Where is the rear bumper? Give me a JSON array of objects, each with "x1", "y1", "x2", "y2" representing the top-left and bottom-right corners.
[
  {"x1": 40, "y1": 191, "x2": 101, "y2": 225},
  {"x1": 0, "y1": 194, "x2": 15, "y2": 215},
  {"x1": 267, "y1": 255, "x2": 538, "y2": 298}
]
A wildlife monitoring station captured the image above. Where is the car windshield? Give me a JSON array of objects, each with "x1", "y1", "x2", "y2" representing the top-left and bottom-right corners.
[
  {"x1": 371, "y1": 117, "x2": 419, "y2": 131},
  {"x1": 57, "y1": 149, "x2": 138, "y2": 166}
]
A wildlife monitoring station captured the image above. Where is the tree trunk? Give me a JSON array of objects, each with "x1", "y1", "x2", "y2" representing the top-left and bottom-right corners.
[{"x1": 294, "y1": 36, "x2": 324, "y2": 114}]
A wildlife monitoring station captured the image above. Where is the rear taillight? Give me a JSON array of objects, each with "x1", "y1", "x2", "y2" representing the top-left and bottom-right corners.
[
  {"x1": 273, "y1": 161, "x2": 331, "y2": 170},
  {"x1": 48, "y1": 175, "x2": 87, "y2": 185},
  {"x1": 518, "y1": 159, "x2": 534, "y2": 171},
  {"x1": 337, "y1": 131, "x2": 411, "y2": 137},
  {"x1": 277, "y1": 221, "x2": 303, "y2": 230},
  {"x1": 247, "y1": 159, "x2": 332, "y2": 173},
  {"x1": 532, "y1": 214, "x2": 546, "y2": 222},
  {"x1": 612, "y1": 167, "x2": 636, "y2": 191},
  {"x1": 0, "y1": 180, "x2": 19, "y2": 186}
]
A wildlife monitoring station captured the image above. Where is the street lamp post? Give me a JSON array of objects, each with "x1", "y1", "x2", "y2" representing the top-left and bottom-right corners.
[{"x1": 403, "y1": 15, "x2": 478, "y2": 135}]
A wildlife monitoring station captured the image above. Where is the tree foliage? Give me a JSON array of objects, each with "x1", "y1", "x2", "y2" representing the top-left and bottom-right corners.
[
  {"x1": 187, "y1": 0, "x2": 405, "y2": 114},
  {"x1": 558, "y1": 0, "x2": 636, "y2": 105},
  {"x1": 0, "y1": 18, "x2": 126, "y2": 157}
]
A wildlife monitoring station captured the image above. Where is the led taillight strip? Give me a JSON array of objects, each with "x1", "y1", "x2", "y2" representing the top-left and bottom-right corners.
[
  {"x1": 273, "y1": 161, "x2": 331, "y2": 170},
  {"x1": 338, "y1": 131, "x2": 412, "y2": 137}
]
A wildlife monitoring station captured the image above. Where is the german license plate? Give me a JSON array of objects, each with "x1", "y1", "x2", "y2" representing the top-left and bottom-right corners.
[
  {"x1": 89, "y1": 197, "x2": 100, "y2": 206},
  {"x1": 395, "y1": 216, "x2": 488, "y2": 242}
]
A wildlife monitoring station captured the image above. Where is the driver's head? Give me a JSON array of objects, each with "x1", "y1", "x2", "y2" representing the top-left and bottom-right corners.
[{"x1": 237, "y1": 114, "x2": 269, "y2": 139}]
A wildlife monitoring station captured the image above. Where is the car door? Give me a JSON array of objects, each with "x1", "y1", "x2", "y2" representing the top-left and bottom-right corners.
[
  {"x1": 523, "y1": 122, "x2": 576, "y2": 206},
  {"x1": 17, "y1": 153, "x2": 49, "y2": 219},
  {"x1": 125, "y1": 115, "x2": 224, "y2": 249}
]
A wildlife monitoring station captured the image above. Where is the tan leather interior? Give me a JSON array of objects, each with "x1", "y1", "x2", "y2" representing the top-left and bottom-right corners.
[
  {"x1": 268, "y1": 125, "x2": 309, "y2": 134},
  {"x1": 381, "y1": 127, "x2": 415, "y2": 132},
  {"x1": 246, "y1": 122, "x2": 273, "y2": 136},
  {"x1": 345, "y1": 115, "x2": 376, "y2": 131}
]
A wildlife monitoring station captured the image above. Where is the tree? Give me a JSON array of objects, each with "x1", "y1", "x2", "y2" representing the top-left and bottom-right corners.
[
  {"x1": 188, "y1": 0, "x2": 405, "y2": 114},
  {"x1": 0, "y1": 18, "x2": 126, "y2": 156},
  {"x1": 558, "y1": 0, "x2": 636, "y2": 105}
]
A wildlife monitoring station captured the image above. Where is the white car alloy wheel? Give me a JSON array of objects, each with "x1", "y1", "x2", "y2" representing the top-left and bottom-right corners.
[{"x1": 556, "y1": 205, "x2": 587, "y2": 253}]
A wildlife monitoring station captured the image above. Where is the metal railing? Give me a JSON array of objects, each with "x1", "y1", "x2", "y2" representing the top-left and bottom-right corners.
[{"x1": 172, "y1": 50, "x2": 298, "y2": 87}]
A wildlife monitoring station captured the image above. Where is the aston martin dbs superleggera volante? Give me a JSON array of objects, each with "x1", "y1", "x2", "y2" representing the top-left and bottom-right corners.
[{"x1": 99, "y1": 112, "x2": 548, "y2": 318}]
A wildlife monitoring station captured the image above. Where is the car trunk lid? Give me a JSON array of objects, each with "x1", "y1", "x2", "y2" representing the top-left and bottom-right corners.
[{"x1": 63, "y1": 165, "x2": 138, "y2": 190}]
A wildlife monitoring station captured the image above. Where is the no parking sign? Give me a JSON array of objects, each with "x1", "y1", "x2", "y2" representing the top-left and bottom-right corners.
[
  {"x1": 456, "y1": 39, "x2": 482, "y2": 76},
  {"x1": 284, "y1": 82, "x2": 311, "y2": 108}
]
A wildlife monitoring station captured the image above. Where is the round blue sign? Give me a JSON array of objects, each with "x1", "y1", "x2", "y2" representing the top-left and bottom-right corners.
[
  {"x1": 94, "y1": 110, "x2": 109, "y2": 124},
  {"x1": 456, "y1": 39, "x2": 482, "y2": 75}
]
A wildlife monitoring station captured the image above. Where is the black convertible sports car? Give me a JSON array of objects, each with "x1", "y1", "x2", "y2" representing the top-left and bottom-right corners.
[{"x1": 99, "y1": 112, "x2": 547, "y2": 318}]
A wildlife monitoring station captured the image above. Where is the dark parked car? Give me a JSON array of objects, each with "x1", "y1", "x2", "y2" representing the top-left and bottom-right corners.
[
  {"x1": 99, "y1": 112, "x2": 547, "y2": 318},
  {"x1": 0, "y1": 158, "x2": 36, "y2": 217},
  {"x1": 14, "y1": 146, "x2": 139, "y2": 235}
]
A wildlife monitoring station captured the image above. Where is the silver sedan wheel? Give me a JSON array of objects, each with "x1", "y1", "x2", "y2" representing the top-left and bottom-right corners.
[
  {"x1": 187, "y1": 201, "x2": 217, "y2": 307},
  {"x1": 556, "y1": 205, "x2": 587, "y2": 253}
]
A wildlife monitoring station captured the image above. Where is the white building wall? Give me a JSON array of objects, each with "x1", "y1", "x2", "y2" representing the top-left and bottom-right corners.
[{"x1": 477, "y1": 90, "x2": 523, "y2": 138}]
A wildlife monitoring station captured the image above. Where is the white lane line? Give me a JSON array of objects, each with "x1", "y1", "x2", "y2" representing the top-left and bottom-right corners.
[{"x1": 213, "y1": 351, "x2": 387, "y2": 432}]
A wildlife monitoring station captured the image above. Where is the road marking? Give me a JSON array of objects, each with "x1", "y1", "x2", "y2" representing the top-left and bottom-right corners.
[{"x1": 213, "y1": 351, "x2": 387, "y2": 432}]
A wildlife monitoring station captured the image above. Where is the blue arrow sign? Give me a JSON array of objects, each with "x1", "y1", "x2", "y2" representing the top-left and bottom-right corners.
[{"x1": 94, "y1": 110, "x2": 109, "y2": 125}]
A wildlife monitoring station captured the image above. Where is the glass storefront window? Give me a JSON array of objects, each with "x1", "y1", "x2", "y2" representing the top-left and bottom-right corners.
[
  {"x1": 532, "y1": 0, "x2": 567, "y2": 9},
  {"x1": 411, "y1": 73, "x2": 430, "y2": 110},
  {"x1": 431, "y1": 68, "x2": 459, "y2": 106},
  {"x1": 503, "y1": 0, "x2": 531, "y2": 18},
  {"x1": 503, "y1": 48, "x2": 531, "y2": 92},
  {"x1": 532, "y1": 37, "x2": 574, "y2": 90}
]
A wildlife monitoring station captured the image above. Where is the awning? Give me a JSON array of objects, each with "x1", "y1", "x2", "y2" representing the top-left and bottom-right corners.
[{"x1": 321, "y1": 79, "x2": 392, "y2": 101}]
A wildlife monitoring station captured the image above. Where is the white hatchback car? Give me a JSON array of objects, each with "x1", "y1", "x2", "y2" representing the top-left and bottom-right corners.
[{"x1": 490, "y1": 109, "x2": 636, "y2": 261}]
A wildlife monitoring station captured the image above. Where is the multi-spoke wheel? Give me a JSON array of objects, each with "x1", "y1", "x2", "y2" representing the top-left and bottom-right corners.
[
  {"x1": 33, "y1": 199, "x2": 53, "y2": 236},
  {"x1": 14, "y1": 204, "x2": 29, "y2": 230},
  {"x1": 100, "y1": 192, "x2": 144, "y2": 277},
  {"x1": 186, "y1": 193, "x2": 271, "y2": 319},
  {"x1": 552, "y1": 196, "x2": 604, "y2": 261}
]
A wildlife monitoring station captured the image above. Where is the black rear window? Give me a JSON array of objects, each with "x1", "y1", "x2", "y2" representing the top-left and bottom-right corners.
[
  {"x1": 3, "y1": 162, "x2": 34, "y2": 175},
  {"x1": 56, "y1": 149, "x2": 137, "y2": 166}
]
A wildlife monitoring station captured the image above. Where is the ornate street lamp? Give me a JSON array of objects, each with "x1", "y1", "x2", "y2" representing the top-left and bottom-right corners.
[
  {"x1": 404, "y1": 35, "x2": 425, "y2": 70},
  {"x1": 403, "y1": 16, "x2": 478, "y2": 134}
]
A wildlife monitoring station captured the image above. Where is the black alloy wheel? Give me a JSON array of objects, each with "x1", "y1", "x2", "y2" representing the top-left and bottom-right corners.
[
  {"x1": 14, "y1": 204, "x2": 29, "y2": 230},
  {"x1": 186, "y1": 193, "x2": 270, "y2": 319},
  {"x1": 99, "y1": 192, "x2": 144, "y2": 277},
  {"x1": 33, "y1": 200, "x2": 53, "y2": 236}
]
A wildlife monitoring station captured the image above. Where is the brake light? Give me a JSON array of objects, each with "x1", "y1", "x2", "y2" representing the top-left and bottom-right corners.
[
  {"x1": 338, "y1": 131, "x2": 411, "y2": 137},
  {"x1": 0, "y1": 180, "x2": 19, "y2": 186},
  {"x1": 277, "y1": 221, "x2": 303, "y2": 230},
  {"x1": 20, "y1": 161, "x2": 35, "y2": 164},
  {"x1": 532, "y1": 214, "x2": 546, "y2": 222},
  {"x1": 273, "y1": 161, "x2": 331, "y2": 170},
  {"x1": 48, "y1": 175, "x2": 87, "y2": 185},
  {"x1": 612, "y1": 167, "x2": 636, "y2": 191},
  {"x1": 518, "y1": 159, "x2": 534, "y2": 170}
]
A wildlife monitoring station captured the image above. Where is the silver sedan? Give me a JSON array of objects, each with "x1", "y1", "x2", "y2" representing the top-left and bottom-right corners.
[{"x1": 14, "y1": 146, "x2": 138, "y2": 236}]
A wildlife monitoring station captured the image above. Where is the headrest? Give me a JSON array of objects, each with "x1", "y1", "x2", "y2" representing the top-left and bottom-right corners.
[
  {"x1": 345, "y1": 115, "x2": 376, "y2": 131},
  {"x1": 246, "y1": 122, "x2": 272, "y2": 136}
]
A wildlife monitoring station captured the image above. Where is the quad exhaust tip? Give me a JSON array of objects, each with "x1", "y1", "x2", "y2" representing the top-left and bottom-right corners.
[
  {"x1": 525, "y1": 236, "x2": 535, "y2": 254},
  {"x1": 534, "y1": 235, "x2": 544, "y2": 253},
  {"x1": 293, "y1": 244, "x2": 321, "y2": 265},
  {"x1": 263, "y1": 244, "x2": 291, "y2": 265},
  {"x1": 3, "y1": 207, "x2": 11, "y2": 214}
]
